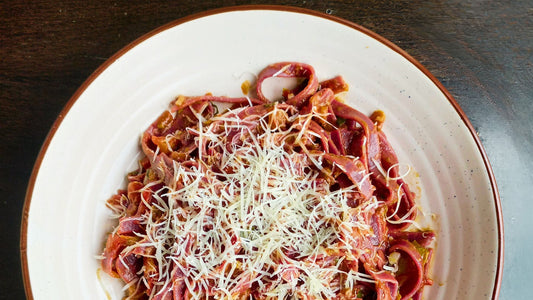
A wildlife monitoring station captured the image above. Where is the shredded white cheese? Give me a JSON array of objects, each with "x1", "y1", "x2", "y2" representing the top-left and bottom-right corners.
[{"x1": 120, "y1": 103, "x2": 392, "y2": 298}]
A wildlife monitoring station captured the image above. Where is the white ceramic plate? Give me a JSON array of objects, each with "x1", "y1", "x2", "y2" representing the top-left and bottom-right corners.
[{"x1": 22, "y1": 6, "x2": 503, "y2": 300}]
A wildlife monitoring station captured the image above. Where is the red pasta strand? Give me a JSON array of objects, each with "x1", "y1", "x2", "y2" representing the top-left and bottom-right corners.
[{"x1": 101, "y1": 62, "x2": 434, "y2": 300}]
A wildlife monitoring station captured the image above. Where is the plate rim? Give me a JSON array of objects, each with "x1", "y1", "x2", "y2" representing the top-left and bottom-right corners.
[{"x1": 20, "y1": 4, "x2": 504, "y2": 299}]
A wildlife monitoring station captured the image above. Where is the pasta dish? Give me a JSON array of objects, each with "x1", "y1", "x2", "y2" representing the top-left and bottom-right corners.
[{"x1": 100, "y1": 62, "x2": 435, "y2": 299}]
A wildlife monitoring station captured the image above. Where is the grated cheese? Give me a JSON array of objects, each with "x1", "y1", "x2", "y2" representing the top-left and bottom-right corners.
[{"x1": 116, "y1": 103, "x2": 397, "y2": 298}]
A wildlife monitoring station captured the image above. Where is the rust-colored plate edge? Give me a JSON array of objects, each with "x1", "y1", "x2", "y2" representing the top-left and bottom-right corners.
[{"x1": 20, "y1": 4, "x2": 503, "y2": 299}]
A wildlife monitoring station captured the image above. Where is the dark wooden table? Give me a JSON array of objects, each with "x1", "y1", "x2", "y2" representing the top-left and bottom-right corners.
[{"x1": 1, "y1": 1, "x2": 531, "y2": 299}]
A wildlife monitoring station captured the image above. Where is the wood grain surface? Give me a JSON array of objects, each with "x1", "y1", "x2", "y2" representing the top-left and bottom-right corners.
[{"x1": 1, "y1": 1, "x2": 531, "y2": 299}]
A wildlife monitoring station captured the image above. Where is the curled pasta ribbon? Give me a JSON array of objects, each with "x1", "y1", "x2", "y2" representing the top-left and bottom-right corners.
[{"x1": 256, "y1": 62, "x2": 319, "y2": 107}]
